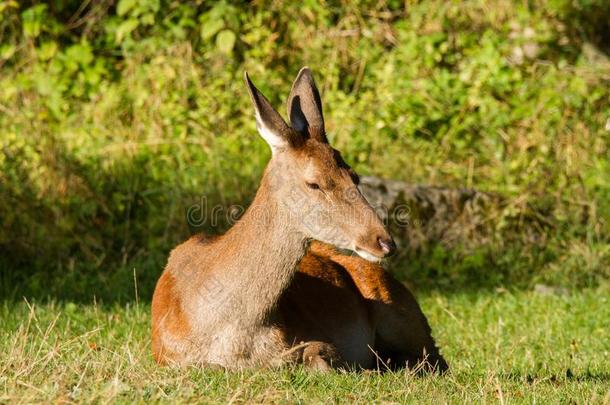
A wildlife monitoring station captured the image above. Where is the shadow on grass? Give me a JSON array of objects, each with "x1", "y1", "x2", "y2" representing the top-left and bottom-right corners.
[
  {"x1": 1, "y1": 239, "x2": 603, "y2": 305},
  {"x1": 0, "y1": 130, "x2": 249, "y2": 304},
  {"x1": 559, "y1": 0, "x2": 610, "y2": 57},
  {"x1": 0, "y1": 132, "x2": 605, "y2": 304},
  {"x1": 500, "y1": 370, "x2": 610, "y2": 384}
]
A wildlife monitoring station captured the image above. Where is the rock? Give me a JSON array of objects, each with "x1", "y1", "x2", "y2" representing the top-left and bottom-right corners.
[
  {"x1": 534, "y1": 284, "x2": 569, "y2": 297},
  {"x1": 359, "y1": 176, "x2": 501, "y2": 249}
]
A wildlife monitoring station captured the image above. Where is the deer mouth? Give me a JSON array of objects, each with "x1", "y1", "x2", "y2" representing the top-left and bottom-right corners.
[{"x1": 353, "y1": 246, "x2": 384, "y2": 263}]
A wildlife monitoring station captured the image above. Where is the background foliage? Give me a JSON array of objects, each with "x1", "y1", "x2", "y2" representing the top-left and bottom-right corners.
[{"x1": 0, "y1": 0, "x2": 608, "y2": 301}]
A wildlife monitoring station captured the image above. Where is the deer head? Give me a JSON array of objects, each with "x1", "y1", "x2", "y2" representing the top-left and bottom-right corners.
[{"x1": 245, "y1": 67, "x2": 395, "y2": 262}]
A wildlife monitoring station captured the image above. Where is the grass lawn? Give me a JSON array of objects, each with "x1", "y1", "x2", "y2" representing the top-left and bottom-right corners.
[{"x1": 1, "y1": 287, "x2": 608, "y2": 403}]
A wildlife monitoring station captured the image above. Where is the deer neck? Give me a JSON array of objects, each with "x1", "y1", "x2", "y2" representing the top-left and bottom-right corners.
[{"x1": 213, "y1": 171, "x2": 307, "y2": 325}]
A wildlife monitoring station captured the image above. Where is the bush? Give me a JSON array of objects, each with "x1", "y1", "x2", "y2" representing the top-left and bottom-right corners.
[{"x1": 0, "y1": 0, "x2": 608, "y2": 300}]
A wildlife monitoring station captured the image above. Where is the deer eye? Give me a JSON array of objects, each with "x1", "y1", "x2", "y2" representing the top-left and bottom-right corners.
[{"x1": 306, "y1": 182, "x2": 320, "y2": 190}]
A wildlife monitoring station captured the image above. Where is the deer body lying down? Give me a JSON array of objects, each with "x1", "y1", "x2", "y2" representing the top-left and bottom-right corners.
[{"x1": 152, "y1": 68, "x2": 447, "y2": 372}]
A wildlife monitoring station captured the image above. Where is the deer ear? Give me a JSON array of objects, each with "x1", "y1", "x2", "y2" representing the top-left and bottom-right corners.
[
  {"x1": 287, "y1": 67, "x2": 326, "y2": 142},
  {"x1": 244, "y1": 72, "x2": 293, "y2": 153}
]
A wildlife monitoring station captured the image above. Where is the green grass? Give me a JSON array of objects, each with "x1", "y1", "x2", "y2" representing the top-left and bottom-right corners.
[{"x1": 2, "y1": 287, "x2": 608, "y2": 403}]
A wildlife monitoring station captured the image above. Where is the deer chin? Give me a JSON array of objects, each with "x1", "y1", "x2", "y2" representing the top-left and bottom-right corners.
[{"x1": 353, "y1": 246, "x2": 383, "y2": 263}]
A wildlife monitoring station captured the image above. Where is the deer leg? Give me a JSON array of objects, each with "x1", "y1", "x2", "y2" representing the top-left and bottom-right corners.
[
  {"x1": 285, "y1": 341, "x2": 343, "y2": 371},
  {"x1": 333, "y1": 253, "x2": 449, "y2": 374},
  {"x1": 370, "y1": 280, "x2": 449, "y2": 374},
  {"x1": 303, "y1": 341, "x2": 343, "y2": 371}
]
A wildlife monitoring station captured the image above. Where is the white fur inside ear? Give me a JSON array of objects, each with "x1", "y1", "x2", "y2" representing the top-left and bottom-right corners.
[{"x1": 255, "y1": 112, "x2": 288, "y2": 154}]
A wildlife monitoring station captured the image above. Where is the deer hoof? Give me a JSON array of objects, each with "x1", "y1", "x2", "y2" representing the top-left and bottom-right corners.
[{"x1": 301, "y1": 341, "x2": 341, "y2": 372}]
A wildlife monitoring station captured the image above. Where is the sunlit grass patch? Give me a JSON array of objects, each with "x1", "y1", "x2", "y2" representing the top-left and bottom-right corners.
[{"x1": 1, "y1": 288, "x2": 607, "y2": 403}]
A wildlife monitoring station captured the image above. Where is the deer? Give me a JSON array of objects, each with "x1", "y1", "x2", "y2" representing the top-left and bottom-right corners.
[{"x1": 151, "y1": 67, "x2": 448, "y2": 372}]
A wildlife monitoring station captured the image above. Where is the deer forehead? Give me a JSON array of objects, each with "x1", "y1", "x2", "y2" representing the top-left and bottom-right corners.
[
  {"x1": 301, "y1": 149, "x2": 341, "y2": 177},
  {"x1": 298, "y1": 140, "x2": 337, "y2": 164}
]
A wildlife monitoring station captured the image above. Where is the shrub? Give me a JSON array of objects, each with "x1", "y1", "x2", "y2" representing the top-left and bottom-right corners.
[{"x1": 0, "y1": 0, "x2": 608, "y2": 300}]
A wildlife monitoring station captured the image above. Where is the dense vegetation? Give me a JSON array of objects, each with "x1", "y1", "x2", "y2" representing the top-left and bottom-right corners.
[{"x1": 1, "y1": 1, "x2": 609, "y2": 301}]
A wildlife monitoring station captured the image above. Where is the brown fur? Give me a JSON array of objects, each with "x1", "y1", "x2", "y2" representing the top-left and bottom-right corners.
[
  {"x1": 152, "y1": 239, "x2": 447, "y2": 371},
  {"x1": 151, "y1": 272, "x2": 190, "y2": 364}
]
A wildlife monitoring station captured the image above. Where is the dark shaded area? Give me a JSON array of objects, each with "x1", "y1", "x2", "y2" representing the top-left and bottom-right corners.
[
  {"x1": 0, "y1": 132, "x2": 229, "y2": 304},
  {"x1": 559, "y1": 0, "x2": 610, "y2": 56},
  {"x1": 499, "y1": 370, "x2": 610, "y2": 385},
  {"x1": 0, "y1": 159, "x2": 603, "y2": 304},
  {"x1": 0, "y1": 165, "x2": 579, "y2": 304}
]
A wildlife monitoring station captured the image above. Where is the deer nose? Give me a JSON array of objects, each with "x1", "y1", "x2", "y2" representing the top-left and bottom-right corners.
[{"x1": 377, "y1": 236, "x2": 396, "y2": 256}]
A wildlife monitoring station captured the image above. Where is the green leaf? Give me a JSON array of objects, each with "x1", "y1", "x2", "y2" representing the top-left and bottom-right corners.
[
  {"x1": 37, "y1": 41, "x2": 58, "y2": 61},
  {"x1": 117, "y1": 0, "x2": 137, "y2": 16},
  {"x1": 115, "y1": 18, "x2": 139, "y2": 43},
  {"x1": 141, "y1": 12, "x2": 155, "y2": 25},
  {"x1": 21, "y1": 4, "x2": 47, "y2": 38},
  {"x1": 65, "y1": 43, "x2": 93, "y2": 65},
  {"x1": 200, "y1": 19, "x2": 224, "y2": 40},
  {"x1": 0, "y1": 44, "x2": 15, "y2": 60},
  {"x1": 215, "y1": 29, "x2": 236, "y2": 54}
]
